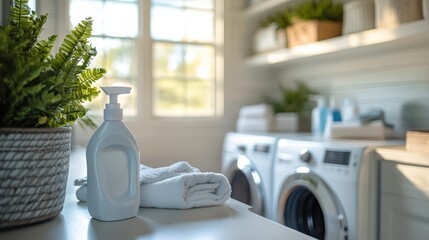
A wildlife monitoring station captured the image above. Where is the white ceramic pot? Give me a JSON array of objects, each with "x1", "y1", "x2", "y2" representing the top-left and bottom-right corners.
[
  {"x1": 253, "y1": 24, "x2": 286, "y2": 54},
  {"x1": 343, "y1": 0, "x2": 375, "y2": 34},
  {"x1": 274, "y1": 112, "x2": 299, "y2": 132}
]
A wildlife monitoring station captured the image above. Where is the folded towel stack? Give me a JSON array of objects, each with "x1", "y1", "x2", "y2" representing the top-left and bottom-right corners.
[
  {"x1": 236, "y1": 104, "x2": 274, "y2": 132},
  {"x1": 75, "y1": 162, "x2": 231, "y2": 209}
]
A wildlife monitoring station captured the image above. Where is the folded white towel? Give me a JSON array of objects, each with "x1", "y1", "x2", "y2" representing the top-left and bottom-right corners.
[
  {"x1": 239, "y1": 104, "x2": 274, "y2": 118},
  {"x1": 236, "y1": 117, "x2": 274, "y2": 132},
  {"x1": 75, "y1": 161, "x2": 231, "y2": 209},
  {"x1": 139, "y1": 161, "x2": 199, "y2": 184}
]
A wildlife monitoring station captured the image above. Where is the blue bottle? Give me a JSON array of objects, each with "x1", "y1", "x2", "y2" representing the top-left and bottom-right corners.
[{"x1": 311, "y1": 96, "x2": 328, "y2": 135}]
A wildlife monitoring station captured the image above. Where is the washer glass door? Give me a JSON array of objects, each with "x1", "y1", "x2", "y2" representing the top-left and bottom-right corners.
[
  {"x1": 278, "y1": 170, "x2": 347, "y2": 240},
  {"x1": 226, "y1": 155, "x2": 264, "y2": 215}
]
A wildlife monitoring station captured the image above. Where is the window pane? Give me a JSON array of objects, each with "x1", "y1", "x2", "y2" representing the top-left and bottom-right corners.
[
  {"x1": 91, "y1": 37, "x2": 136, "y2": 79},
  {"x1": 70, "y1": 0, "x2": 103, "y2": 35},
  {"x1": 104, "y1": 1, "x2": 138, "y2": 37},
  {"x1": 186, "y1": 79, "x2": 214, "y2": 116},
  {"x1": 70, "y1": 0, "x2": 138, "y2": 37},
  {"x1": 154, "y1": 43, "x2": 214, "y2": 79},
  {"x1": 151, "y1": 6, "x2": 213, "y2": 42},
  {"x1": 185, "y1": 10, "x2": 214, "y2": 42},
  {"x1": 154, "y1": 78, "x2": 214, "y2": 116},
  {"x1": 184, "y1": 45, "x2": 214, "y2": 79},
  {"x1": 28, "y1": 0, "x2": 36, "y2": 10},
  {"x1": 153, "y1": 43, "x2": 184, "y2": 77},
  {"x1": 154, "y1": 78, "x2": 185, "y2": 116}
]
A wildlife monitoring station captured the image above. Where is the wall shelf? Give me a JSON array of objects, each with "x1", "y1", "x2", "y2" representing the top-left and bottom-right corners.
[
  {"x1": 245, "y1": 0, "x2": 293, "y2": 19},
  {"x1": 245, "y1": 20, "x2": 429, "y2": 67}
]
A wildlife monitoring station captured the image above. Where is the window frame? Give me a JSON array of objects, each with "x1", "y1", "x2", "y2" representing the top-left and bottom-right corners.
[
  {"x1": 146, "y1": 0, "x2": 224, "y2": 119},
  {"x1": 60, "y1": 0, "x2": 224, "y2": 122}
]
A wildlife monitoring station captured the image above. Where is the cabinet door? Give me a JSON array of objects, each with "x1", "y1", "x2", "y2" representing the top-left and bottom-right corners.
[
  {"x1": 380, "y1": 162, "x2": 429, "y2": 240},
  {"x1": 380, "y1": 193, "x2": 429, "y2": 240}
]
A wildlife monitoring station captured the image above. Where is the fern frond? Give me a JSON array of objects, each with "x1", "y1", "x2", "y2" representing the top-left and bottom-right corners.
[
  {"x1": 9, "y1": 0, "x2": 32, "y2": 32},
  {"x1": 1, "y1": 2, "x2": 104, "y2": 128},
  {"x1": 30, "y1": 35, "x2": 57, "y2": 61},
  {"x1": 78, "y1": 68, "x2": 106, "y2": 86},
  {"x1": 52, "y1": 17, "x2": 93, "y2": 74},
  {"x1": 59, "y1": 47, "x2": 86, "y2": 82},
  {"x1": 80, "y1": 44, "x2": 97, "y2": 71}
]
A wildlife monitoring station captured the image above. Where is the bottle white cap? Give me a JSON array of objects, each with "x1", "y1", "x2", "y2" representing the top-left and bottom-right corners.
[{"x1": 101, "y1": 86, "x2": 131, "y2": 120}]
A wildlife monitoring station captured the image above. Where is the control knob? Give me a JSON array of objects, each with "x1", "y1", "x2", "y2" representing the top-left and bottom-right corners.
[
  {"x1": 299, "y1": 148, "x2": 312, "y2": 163},
  {"x1": 237, "y1": 145, "x2": 246, "y2": 153}
]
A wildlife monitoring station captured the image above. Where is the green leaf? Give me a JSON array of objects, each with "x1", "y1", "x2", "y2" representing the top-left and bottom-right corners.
[
  {"x1": 263, "y1": 82, "x2": 317, "y2": 113},
  {"x1": 0, "y1": 1, "x2": 105, "y2": 128},
  {"x1": 293, "y1": 0, "x2": 343, "y2": 22}
]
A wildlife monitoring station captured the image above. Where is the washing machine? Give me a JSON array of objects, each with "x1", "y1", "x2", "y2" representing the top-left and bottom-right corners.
[
  {"x1": 272, "y1": 136, "x2": 403, "y2": 240},
  {"x1": 222, "y1": 132, "x2": 280, "y2": 219}
]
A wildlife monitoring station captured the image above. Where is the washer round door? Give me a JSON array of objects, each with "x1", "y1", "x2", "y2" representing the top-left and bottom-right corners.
[
  {"x1": 277, "y1": 169, "x2": 348, "y2": 240},
  {"x1": 224, "y1": 155, "x2": 264, "y2": 216}
]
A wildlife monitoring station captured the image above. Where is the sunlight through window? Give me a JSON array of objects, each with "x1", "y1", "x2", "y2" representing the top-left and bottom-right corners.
[
  {"x1": 151, "y1": 0, "x2": 219, "y2": 117},
  {"x1": 69, "y1": 0, "x2": 138, "y2": 116}
]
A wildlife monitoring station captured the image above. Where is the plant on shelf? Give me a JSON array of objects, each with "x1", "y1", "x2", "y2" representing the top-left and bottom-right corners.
[
  {"x1": 293, "y1": 0, "x2": 343, "y2": 22},
  {"x1": 263, "y1": 8, "x2": 293, "y2": 30},
  {"x1": 287, "y1": 0, "x2": 344, "y2": 47},
  {"x1": 264, "y1": 81, "x2": 316, "y2": 114},
  {"x1": 253, "y1": 9, "x2": 293, "y2": 53},
  {"x1": 0, "y1": 0, "x2": 105, "y2": 229},
  {"x1": 264, "y1": 81, "x2": 316, "y2": 132}
]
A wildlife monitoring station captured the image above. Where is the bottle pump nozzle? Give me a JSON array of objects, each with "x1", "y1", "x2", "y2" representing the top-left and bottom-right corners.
[{"x1": 101, "y1": 86, "x2": 131, "y2": 120}]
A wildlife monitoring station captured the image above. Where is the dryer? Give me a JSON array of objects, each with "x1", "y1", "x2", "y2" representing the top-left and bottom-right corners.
[
  {"x1": 272, "y1": 136, "x2": 403, "y2": 240},
  {"x1": 222, "y1": 132, "x2": 279, "y2": 219}
]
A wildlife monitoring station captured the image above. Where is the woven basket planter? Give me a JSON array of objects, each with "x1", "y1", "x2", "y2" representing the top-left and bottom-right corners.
[{"x1": 0, "y1": 127, "x2": 72, "y2": 229}]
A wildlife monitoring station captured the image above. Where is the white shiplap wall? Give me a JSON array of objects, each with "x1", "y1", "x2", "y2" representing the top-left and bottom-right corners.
[{"x1": 271, "y1": 41, "x2": 429, "y2": 137}]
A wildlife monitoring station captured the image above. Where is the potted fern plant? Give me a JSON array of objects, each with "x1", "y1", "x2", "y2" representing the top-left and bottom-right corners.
[
  {"x1": 253, "y1": 9, "x2": 293, "y2": 53},
  {"x1": 0, "y1": 0, "x2": 105, "y2": 228},
  {"x1": 287, "y1": 0, "x2": 343, "y2": 47},
  {"x1": 264, "y1": 82, "x2": 316, "y2": 132}
]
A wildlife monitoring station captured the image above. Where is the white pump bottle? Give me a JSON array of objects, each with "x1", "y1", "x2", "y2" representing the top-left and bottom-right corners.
[{"x1": 86, "y1": 86, "x2": 140, "y2": 221}]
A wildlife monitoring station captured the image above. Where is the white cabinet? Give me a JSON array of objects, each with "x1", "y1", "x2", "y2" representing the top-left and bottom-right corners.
[
  {"x1": 379, "y1": 155, "x2": 429, "y2": 240},
  {"x1": 244, "y1": 0, "x2": 429, "y2": 67}
]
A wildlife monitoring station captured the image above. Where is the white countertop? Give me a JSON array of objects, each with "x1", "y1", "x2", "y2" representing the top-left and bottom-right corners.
[{"x1": 0, "y1": 147, "x2": 314, "y2": 240}]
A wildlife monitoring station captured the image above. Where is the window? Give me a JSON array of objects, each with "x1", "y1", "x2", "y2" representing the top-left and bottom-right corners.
[
  {"x1": 69, "y1": 0, "x2": 139, "y2": 116},
  {"x1": 68, "y1": 0, "x2": 222, "y2": 118},
  {"x1": 151, "y1": 0, "x2": 219, "y2": 117}
]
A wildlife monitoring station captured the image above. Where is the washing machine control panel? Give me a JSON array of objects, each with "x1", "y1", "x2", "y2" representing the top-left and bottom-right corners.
[
  {"x1": 250, "y1": 143, "x2": 274, "y2": 162},
  {"x1": 323, "y1": 150, "x2": 351, "y2": 166},
  {"x1": 254, "y1": 144, "x2": 271, "y2": 153},
  {"x1": 280, "y1": 142, "x2": 362, "y2": 179}
]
